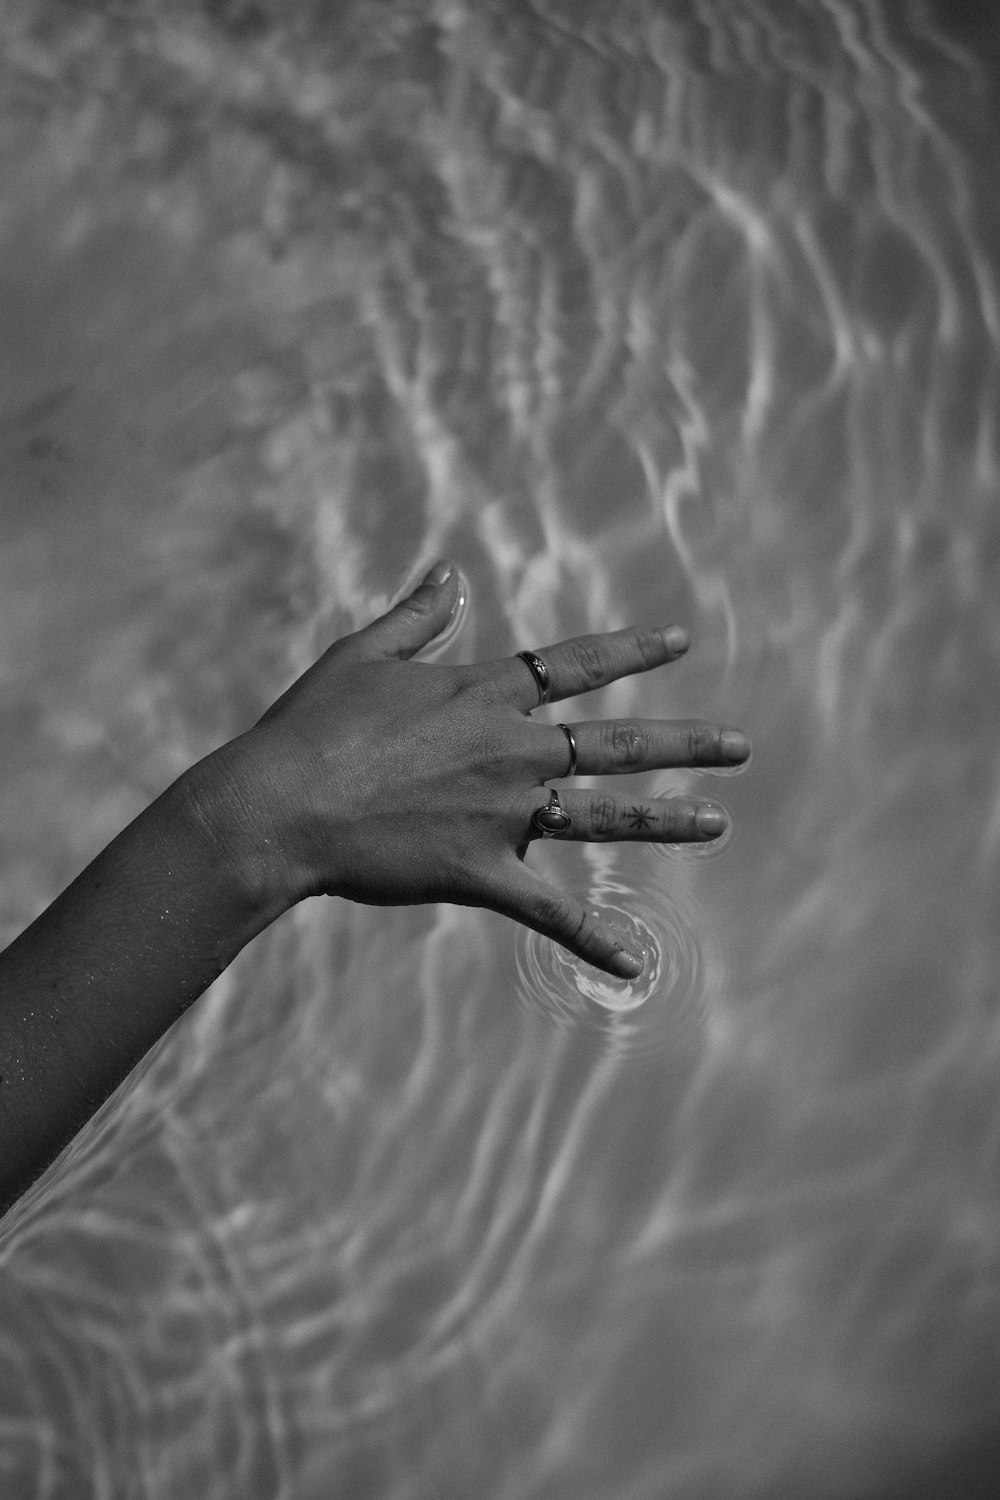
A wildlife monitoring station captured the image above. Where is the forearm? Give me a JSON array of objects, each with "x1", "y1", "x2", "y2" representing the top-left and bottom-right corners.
[{"x1": 0, "y1": 746, "x2": 289, "y2": 1213}]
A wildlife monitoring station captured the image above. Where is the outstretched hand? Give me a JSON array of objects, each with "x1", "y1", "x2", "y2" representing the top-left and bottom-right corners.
[
  {"x1": 206, "y1": 561, "x2": 750, "y2": 978},
  {"x1": 0, "y1": 557, "x2": 754, "y2": 1210}
]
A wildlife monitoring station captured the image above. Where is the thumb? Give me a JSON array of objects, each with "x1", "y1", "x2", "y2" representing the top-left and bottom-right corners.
[{"x1": 356, "y1": 561, "x2": 458, "y2": 660}]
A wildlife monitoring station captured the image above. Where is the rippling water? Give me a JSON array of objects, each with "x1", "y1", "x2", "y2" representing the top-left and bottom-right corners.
[{"x1": 2, "y1": 2, "x2": 1000, "y2": 1496}]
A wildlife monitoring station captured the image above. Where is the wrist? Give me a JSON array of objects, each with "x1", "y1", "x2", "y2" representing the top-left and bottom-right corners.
[{"x1": 176, "y1": 734, "x2": 303, "y2": 928}]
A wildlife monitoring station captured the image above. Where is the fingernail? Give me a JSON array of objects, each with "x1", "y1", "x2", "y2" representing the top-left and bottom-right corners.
[
  {"x1": 611, "y1": 949, "x2": 644, "y2": 979},
  {"x1": 421, "y1": 559, "x2": 453, "y2": 588},
  {"x1": 696, "y1": 805, "x2": 727, "y2": 838},
  {"x1": 662, "y1": 626, "x2": 690, "y2": 656},
  {"x1": 720, "y1": 730, "x2": 750, "y2": 763}
]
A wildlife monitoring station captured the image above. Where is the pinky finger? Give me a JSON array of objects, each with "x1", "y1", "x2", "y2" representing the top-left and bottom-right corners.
[{"x1": 486, "y1": 861, "x2": 645, "y2": 979}]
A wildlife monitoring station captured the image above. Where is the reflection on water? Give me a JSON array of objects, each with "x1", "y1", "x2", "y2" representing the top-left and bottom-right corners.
[{"x1": 1, "y1": 1, "x2": 1000, "y2": 1496}]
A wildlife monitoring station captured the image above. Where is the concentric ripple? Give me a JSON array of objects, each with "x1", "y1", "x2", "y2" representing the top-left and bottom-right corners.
[
  {"x1": 514, "y1": 879, "x2": 723, "y2": 1061},
  {"x1": 647, "y1": 775, "x2": 737, "y2": 862}
]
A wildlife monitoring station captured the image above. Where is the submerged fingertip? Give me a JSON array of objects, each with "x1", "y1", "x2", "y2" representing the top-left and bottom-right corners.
[
  {"x1": 695, "y1": 805, "x2": 728, "y2": 837},
  {"x1": 662, "y1": 625, "x2": 690, "y2": 655},
  {"x1": 611, "y1": 949, "x2": 645, "y2": 979},
  {"x1": 720, "y1": 730, "x2": 751, "y2": 762}
]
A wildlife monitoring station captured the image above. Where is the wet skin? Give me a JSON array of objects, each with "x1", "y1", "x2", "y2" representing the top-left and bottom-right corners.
[{"x1": 0, "y1": 561, "x2": 750, "y2": 1212}]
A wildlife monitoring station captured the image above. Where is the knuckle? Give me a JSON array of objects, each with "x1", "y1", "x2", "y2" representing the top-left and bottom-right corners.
[
  {"x1": 629, "y1": 626, "x2": 663, "y2": 669},
  {"x1": 591, "y1": 794, "x2": 619, "y2": 838},
  {"x1": 570, "y1": 637, "x2": 606, "y2": 689},
  {"x1": 457, "y1": 668, "x2": 495, "y2": 710},
  {"x1": 688, "y1": 722, "x2": 719, "y2": 763},
  {"x1": 398, "y1": 592, "x2": 434, "y2": 621},
  {"x1": 566, "y1": 904, "x2": 595, "y2": 948},
  {"x1": 470, "y1": 722, "x2": 514, "y2": 778},
  {"x1": 659, "y1": 801, "x2": 682, "y2": 838},
  {"x1": 611, "y1": 721, "x2": 647, "y2": 769},
  {"x1": 684, "y1": 724, "x2": 699, "y2": 762},
  {"x1": 683, "y1": 722, "x2": 714, "y2": 763}
]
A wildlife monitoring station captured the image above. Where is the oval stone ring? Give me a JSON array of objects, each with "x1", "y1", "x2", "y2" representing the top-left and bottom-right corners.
[{"x1": 532, "y1": 788, "x2": 571, "y2": 838}]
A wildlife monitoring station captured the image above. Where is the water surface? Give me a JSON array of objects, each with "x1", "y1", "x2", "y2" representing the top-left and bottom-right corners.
[{"x1": 1, "y1": 2, "x2": 999, "y2": 1496}]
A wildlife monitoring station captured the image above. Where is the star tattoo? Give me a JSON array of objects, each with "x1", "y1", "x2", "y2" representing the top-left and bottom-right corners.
[{"x1": 626, "y1": 805, "x2": 654, "y2": 830}]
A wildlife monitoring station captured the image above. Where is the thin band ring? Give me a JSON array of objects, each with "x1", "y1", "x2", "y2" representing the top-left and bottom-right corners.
[
  {"x1": 517, "y1": 650, "x2": 551, "y2": 706},
  {"x1": 557, "y1": 723, "x2": 578, "y2": 777}
]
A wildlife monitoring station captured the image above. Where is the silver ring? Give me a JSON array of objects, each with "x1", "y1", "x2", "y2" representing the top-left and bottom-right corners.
[
  {"x1": 517, "y1": 650, "x2": 551, "y2": 706},
  {"x1": 531, "y1": 788, "x2": 571, "y2": 838},
  {"x1": 557, "y1": 723, "x2": 578, "y2": 777}
]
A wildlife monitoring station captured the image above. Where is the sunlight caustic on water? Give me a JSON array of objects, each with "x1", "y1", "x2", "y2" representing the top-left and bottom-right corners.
[{"x1": 1, "y1": 2, "x2": 1000, "y2": 1496}]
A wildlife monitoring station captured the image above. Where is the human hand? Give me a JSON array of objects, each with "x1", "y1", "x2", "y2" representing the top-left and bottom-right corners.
[{"x1": 212, "y1": 562, "x2": 750, "y2": 978}]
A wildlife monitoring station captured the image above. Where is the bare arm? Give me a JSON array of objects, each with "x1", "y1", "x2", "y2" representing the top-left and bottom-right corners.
[
  {"x1": 0, "y1": 562, "x2": 749, "y2": 1212},
  {"x1": 0, "y1": 758, "x2": 287, "y2": 1213}
]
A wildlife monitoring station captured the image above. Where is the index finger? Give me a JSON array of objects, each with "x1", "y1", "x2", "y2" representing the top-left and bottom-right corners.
[{"x1": 476, "y1": 624, "x2": 690, "y2": 710}]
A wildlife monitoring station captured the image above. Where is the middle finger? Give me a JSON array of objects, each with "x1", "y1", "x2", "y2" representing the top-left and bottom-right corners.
[{"x1": 542, "y1": 719, "x2": 751, "y2": 778}]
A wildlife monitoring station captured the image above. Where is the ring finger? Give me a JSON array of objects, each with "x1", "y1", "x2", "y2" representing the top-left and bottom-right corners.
[{"x1": 527, "y1": 791, "x2": 729, "y2": 842}]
